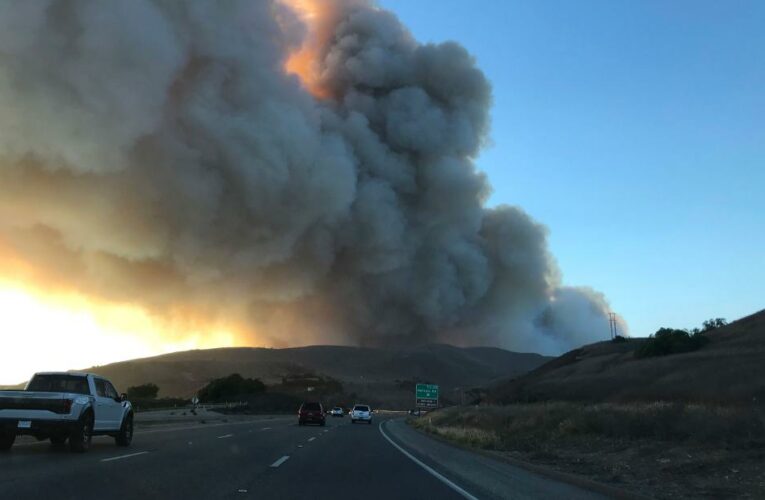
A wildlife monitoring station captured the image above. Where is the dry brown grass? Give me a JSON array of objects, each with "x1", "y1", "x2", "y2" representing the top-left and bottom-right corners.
[
  {"x1": 411, "y1": 403, "x2": 765, "y2": 499},
  {"x1": 412, "y1": 402, "x2": 765, "y2": 447}
]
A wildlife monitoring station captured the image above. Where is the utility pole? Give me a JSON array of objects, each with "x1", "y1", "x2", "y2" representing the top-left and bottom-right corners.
[{"x1": 608, "y1": 312, "x2": 618, "y2": 339}]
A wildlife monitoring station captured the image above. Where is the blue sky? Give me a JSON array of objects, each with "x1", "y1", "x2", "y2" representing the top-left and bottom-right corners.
[{"x1": 379, "y1": 0, "x2": 765, "y2": 337}]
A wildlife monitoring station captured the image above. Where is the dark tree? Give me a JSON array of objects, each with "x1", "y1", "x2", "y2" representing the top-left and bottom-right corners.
[
  {"x1": 702, "y1": 318, "x2": 727, "y2": 331},
  {"x1": 197, "y1": 374, "x2": 266, "y2": 402},
  {"x1": 635, "y1": 328, "x2": 710, "y2": 358},
  {"x1": 127, "y1": 383, "x2": 160, "y2": 400}
]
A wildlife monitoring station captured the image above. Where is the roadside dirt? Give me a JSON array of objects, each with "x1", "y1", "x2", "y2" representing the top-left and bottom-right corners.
[{"x1": 495, "y1": 436, "x2": 765, "y2": 499}]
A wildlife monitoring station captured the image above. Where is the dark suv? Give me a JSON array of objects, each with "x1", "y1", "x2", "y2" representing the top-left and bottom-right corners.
[{"x1": 298, "y1": 402, "x2": 325, "y2": 426}]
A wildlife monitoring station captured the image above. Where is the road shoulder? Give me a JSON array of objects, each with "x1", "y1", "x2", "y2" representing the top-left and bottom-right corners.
[{"x1": 382, "y1": 418, "x2": 635, "y2": 500}]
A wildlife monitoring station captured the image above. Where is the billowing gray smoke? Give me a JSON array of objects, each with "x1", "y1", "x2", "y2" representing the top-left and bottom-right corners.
[{"x1": 0, "y1": 0, "x2": 626, "y2": 354}]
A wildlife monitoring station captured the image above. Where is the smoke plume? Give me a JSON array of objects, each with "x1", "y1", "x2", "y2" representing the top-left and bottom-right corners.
[{"x1": 0, "y1": 0, "x2": 626, "y2": 354}]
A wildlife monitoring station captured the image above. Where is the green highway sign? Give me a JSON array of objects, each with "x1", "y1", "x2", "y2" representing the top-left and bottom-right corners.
[{"x1": 415, "y1": 383, "x2": 439, "y2": 408}]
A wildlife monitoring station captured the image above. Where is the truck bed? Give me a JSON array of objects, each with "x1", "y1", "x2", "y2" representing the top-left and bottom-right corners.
[{"x1": 0, "y1": 391, "x2": 79, "y2": 415}]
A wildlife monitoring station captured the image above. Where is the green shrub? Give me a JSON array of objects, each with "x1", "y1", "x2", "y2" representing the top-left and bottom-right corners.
[{"x1": 635, "y1": 328, "x2": 710, "y2": 358}]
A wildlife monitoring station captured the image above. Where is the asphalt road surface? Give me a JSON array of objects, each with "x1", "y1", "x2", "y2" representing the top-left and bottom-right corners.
[{"x1": 0, "y1": 414, "x2": 609, "y2": 500}]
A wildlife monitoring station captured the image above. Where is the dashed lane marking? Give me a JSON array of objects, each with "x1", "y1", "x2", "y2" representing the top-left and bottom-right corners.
[
  {"x1": 308, "y1": 437, "x2": 316, "y2": 442},
  {"x1": 270, "y1": 455, "x2": 290, "y2": 468},
  {"x1": 100, "y1": 451, "x2": 149, "y2": 463},
  {"x1": 134, "y1": 418, "x2": 288, "y2": 435}
]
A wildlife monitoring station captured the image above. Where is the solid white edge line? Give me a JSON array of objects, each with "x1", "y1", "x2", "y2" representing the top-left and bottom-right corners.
[
  {"x1": 379, "y1": 421, "x2": 479, "y2": 500},
  {"x1": 100, "y1": 451, "x2": 149, "y2": 463},
  {"x1": 270, "y1": 455, "x2": 290, "y2": 468}
]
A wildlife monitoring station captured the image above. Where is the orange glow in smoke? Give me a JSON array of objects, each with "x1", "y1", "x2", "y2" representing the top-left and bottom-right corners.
[{"x1": 280, "y1": 0, "x2": 337, "y2": 98}]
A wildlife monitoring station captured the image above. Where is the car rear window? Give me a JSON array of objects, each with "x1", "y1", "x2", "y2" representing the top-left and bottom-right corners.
[
  {"x1": 302, "y1": 402, "x2": 321, "y2": 411},
  {"x1": 354, "y1": 405, "x2": 369, "y2": 412},
  {"x1": 26, "y1": 375, "x2": 89, "y2": 395}
]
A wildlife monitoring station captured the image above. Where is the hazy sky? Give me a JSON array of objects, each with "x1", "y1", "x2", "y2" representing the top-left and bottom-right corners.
[{"x1": 380, "y1": 0, "x2": 765, "y2": 337}]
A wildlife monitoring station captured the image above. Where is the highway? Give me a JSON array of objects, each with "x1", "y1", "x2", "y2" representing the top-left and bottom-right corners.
[{"x1": 0, "y1": 414, "x2": 609, "y2": 500}]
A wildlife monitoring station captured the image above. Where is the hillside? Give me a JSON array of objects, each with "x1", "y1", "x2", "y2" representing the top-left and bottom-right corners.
[
  {"x1": 487, "y1": 309, "x2": 765, "y2": 405},
  {"x1": 76, "y1": 344, "x2": 549, "y2": 406}
]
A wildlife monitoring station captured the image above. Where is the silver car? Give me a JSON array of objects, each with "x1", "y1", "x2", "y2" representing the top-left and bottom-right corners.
[{"x1": 350, "y1": 404, "x2": 372, "y2": 424}]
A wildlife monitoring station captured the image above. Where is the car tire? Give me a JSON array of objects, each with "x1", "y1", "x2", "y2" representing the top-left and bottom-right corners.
[
  {"x1": 0, "y1": 432, "x2": 15, "y2": 451},
  {"x1": 115, "y1": 413, "x2": 133, "y2": 447},
  {"x1": 368, "y1": 420, "x2": 372, "y2": 425},
  {"x1": 69, "y1": 413, "x2": 93, "y2": 453},
  {"x1": 50, "y1": 435, "x2": 67, "y2": 446},
  {"x1": 321, "y1": 420, "x2": 326, "y2": 427}
]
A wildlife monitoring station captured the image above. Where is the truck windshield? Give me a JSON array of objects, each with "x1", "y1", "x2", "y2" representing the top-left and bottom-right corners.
[{"x1": 26, "y1": 375, "x2": 89, "y2": 395}]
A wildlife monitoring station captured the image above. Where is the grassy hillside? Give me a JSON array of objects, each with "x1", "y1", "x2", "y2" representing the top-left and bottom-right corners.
[
  {"x1": 411, "y1": 310, "x2": 765, "y2": 499},
  {"x1": 76, "y1": 344, "x2": 549, "y2": 407},
  {"x1": 487, "y1": 309, "x2": 765, "y2": 405}
]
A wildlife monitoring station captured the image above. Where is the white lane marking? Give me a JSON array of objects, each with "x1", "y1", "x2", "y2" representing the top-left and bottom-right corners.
[
  {"x1": 261, "y1": 427, "x2": 272, "y2": 430},
  {"x1": 100, "y1": 451, "x2": 149, "y2": 463},
  {"x1": 323, "y1": 430, "x2": 329, "y2": 433},
  {"x1": 238, "y1": 489, "x2": 248, "y2": 493},
  {"x1": 308, "y1": 437, "x2": 316, "y2": 442},
  {"x1": 217, "y1": 434, "x2": 233, "y2": 439},
  {"x1": 270, "y1": 455, "x2": 290, "y2": 468},
  {"x1": 379, "y1": 421, "x2": 478, "y2": 500},
  {"x1": 297, "y1": 444, "x2": 303, "y2": 448}
]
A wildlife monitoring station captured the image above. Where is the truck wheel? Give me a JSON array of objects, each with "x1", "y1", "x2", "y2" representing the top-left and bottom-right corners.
[
  {"x1": 70, "y1": 413, "x2": 93, "y2": 453},
  {"x1": 50, "y1": 435, "x2": 67, "y2": 446},
  {"x1": 0, "y1": 432, "x2": 15, "y2": 451},
  {"x1": 115, "y1": 413, "x2": 133, "y2": 447}
]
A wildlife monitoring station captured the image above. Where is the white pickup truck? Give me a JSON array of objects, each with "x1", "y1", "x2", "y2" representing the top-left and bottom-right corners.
[{"x1": 0, "y1": 372, "x2": 133, "y2": 452}]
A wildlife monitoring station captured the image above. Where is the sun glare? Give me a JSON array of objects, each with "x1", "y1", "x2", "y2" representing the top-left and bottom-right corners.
[{"x1": 0, "y1": 283, "x2": 238, "y2": 385}]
